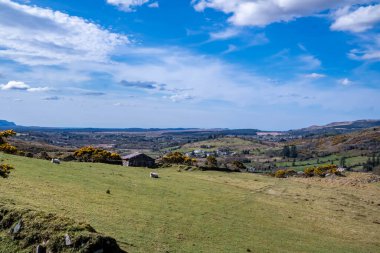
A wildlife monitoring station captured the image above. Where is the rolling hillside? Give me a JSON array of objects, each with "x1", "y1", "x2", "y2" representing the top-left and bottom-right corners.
[{"x1": 0, "y1": 153, "x2": 379, "y2": 252}]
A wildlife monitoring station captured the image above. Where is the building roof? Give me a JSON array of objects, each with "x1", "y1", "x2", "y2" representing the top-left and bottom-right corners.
[{"x1": 122, "y1": 153, "x2": 154, "y2": 160}]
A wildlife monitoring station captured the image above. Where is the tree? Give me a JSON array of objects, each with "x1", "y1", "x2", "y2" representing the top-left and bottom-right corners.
[
  {"x1": 290, "y1": 145, "x2": 298, "y2": 158},
  {"x1": 282, "y1": 146, "x2": 290, "y2": 158},
  {"x1": 205, "y1": 155, "x2": 218, "y2": 168},
  {"x1": 339, "y1": 157, "x2": 346, "y2": 167},
  {"x1": 231, "y1": 161, "x2": 246, "y2": 172}
]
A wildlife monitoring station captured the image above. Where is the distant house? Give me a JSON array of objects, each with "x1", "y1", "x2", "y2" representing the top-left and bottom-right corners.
[{"x1": 122, "y1": 153, "x2": 156, "y2": 168}]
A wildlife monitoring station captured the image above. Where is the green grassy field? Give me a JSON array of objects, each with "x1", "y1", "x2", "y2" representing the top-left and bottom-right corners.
[
  {"x1": 275, "y1": 155, "x2": 369, "y2": 171},
  {"x1": 0, "y1": 153, "x2": 379, "y2": 252}
]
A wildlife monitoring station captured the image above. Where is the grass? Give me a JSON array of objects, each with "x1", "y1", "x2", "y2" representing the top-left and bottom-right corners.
[
  {"x1": 276, "y1": 155, "x2": 370, "y2": 171},
  {"x1": 0, "y1": 153, "x2": 380, "y2": 252},
  {"x1": 176, "y1": 137, "x2": 269, "y2": 153}
]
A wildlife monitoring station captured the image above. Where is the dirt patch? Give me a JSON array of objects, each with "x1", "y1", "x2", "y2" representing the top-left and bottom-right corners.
[
  {"x1": 0, "y1": 204, "x2": 126, "y2": 253},
  {"x1": 292, "y1": 172, "x2": 380, "y2": 187}
]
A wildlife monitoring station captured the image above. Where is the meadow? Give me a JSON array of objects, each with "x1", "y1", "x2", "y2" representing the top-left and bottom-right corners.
[{"x1": 0, "y1": 153, "x2": 379, "y2": 252}]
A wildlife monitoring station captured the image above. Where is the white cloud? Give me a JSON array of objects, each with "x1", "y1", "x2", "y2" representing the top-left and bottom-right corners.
[
  {"x1": 348, "y1": 34, "x2": 380, "y2": 61},
  {"x1": 27, "y1": 87, "x2": 51, "y2": 92},
  {"x1": 222, "y1": 44, "x2": 238, "y2": 54},
  {"x1": 148, "y1": 2, "x2": 159, "y2": 8},
  {"x1": 0, "y1": 80, "x2": 49, "y2": 92},
  {"x1": 0, "y1": 0, "x2": 128, "y2": 65},
  {"x1": 168, "y1": 93, "x2": 195, "y2": 102},
  {"x1": 305, "y1": 73, "x2": 326, "y2": 79},
  {"x1": 339, "y1": 78, "x2": 352, "y2": 85},
  {"x1": 331, "y1": 4, "x2": 380, "y2": 32},
  {"x1": 106, "y1": 0, "x2": 157, "y2": 12},
  {"x1": 209, "y1": 27, "x2": 242, "y2": 40},
  {"x1": 0, "y1": 80, "x2": 29, "y2": 90},
  {"x1": 192, "y1": 0, "x2": 379, "y2": 28},
  {"x1": 298, "y1": 55, "x2": 321, "y2": 69}
]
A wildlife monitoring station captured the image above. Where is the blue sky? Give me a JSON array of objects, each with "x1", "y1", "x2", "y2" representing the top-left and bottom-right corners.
[{"x1": 0, "y1": 0, "x2": 379, "y2": 130}]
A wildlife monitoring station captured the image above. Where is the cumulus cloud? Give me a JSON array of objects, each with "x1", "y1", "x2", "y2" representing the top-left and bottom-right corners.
[
  {"x1": 192, "y1": 0, "x2": 379, "y2": 29},
  {"x1": 331, "y1": 4, "x2": 380, "y2": 32},
  {"x1": 0, "y1": 0, "x2": 128, "y2": 65},
  {"x1": 0, "y1": 80, "x2": 29, "y2": 90},
  {"x1": 107, "y1": 0, "x2": 158, "y2": 12},
  {"x1": 0, "y1": 80, "x2": 49, "y2": 92}
]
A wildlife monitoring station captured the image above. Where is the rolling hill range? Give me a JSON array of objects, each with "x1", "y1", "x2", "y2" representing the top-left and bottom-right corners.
[
  {"x1": 289, "y1": 119, "x2": 380, "y2": 136},
  {"x1": 0, "y1": 153, "x2": 379, "y2": 252}
]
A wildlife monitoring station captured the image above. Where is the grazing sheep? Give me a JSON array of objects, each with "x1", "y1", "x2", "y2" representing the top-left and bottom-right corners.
[
  {"x1": 150, "y1": 172, "x2": 159, "y2": 178},
  {"x1": 51, "y1": 158, "x2": 60, "y2": 164}
]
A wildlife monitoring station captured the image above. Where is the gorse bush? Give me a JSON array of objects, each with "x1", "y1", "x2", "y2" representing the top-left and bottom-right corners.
[
  {"x1": 0, "y1": 143, "x2": 18, "y2": 154},
  {"x1": 0, "y1": 130, "x2": 18, "y2": 154},
  {"x1": 303, "y1": 164, "x2": 340, "y2": 177},
  {"x1": 162, "y1": 152, "x2": 197, "y2": 165},
  {"x1": 0, "y1": 164, "x2": 15, "y2": 178},
  {"x1": 274, "y1": 169, "x2": 286, "y2": 178},
  {"x1": 74, "y1": 146, "x2": 122, "y2": 165},
  {"x1": 274, "y1": 169, "x2": 297, "y2": 178}
]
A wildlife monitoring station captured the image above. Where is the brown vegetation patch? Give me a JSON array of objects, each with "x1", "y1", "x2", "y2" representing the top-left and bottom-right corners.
[{"x1": 293, "y1": 172, "x2": 380, "y2": 187}]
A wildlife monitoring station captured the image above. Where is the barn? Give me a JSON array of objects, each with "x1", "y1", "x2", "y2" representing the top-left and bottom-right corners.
[{"x1": 122, "y1": 153, "x2": 156, "y2": 168}]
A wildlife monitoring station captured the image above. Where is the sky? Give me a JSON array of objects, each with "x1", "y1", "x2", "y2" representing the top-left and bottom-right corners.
[{"x1": 0, "y1": 0, "x2": 379, "y2": 130}]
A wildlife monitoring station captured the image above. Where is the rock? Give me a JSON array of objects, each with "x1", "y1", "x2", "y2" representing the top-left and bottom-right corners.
[
  {"x1": 12, "y1": 220, "x2": 22, "y2": 234},
  {"x1": 65, "y1": 234, "x2": 72, "y2": 246},
  {"x1": 36, "y1": 245, "x2": 46, "y2": 253}
]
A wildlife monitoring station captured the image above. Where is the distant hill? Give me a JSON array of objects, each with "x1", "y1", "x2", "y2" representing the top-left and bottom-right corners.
[
  {"x1": 289, "y1": 119, "x2": 380, "y2": 136},
  {"x1": 0, "y1": 120, "x2": 16, "y2": 127},
  {"x1": 290, "y1": 127, "x2": 380, "y2": 157}
]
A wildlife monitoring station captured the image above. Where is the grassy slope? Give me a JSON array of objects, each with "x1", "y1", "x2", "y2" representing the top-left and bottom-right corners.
[
  {"x1": 0, "y1": 153, "x2": 379, "y2": 253},
  {"x1": 176, "y1": 137, "x2": 272, "y2": 153}
]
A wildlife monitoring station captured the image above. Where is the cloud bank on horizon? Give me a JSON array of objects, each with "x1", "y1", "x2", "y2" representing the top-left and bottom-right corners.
[{"x1": 0, "y1": 0, "x2": 379, "y2": 130}]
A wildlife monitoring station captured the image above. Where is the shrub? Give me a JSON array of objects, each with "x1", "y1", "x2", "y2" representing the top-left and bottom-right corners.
[
  {"x1": 275, "y1": 169, "x2": 286, "y2": 178},
  {"x1": 74, "y1": 146, "x2": 122, "y2": 165},
  {"x1": 162, "y1": 152, "x2": 186, "y2": 164},
  {"x1": 205, "y1": 155, "x2": 218, "y2": 168},
  {"x1": 230, "y1": 161, "x2": 246, "y2": 172},
  {"x1": 314, "y1": 167, "x2": 326, "y2": 177},
  {"x1": 0, "y1": 130, "x2": 17, "y2": 154},
  {"x1": 0, "y1": 143, "x2": 18, "y2": 154},
  {"x1": 0, "y1": 164, "x2": 15, "y2": 178},
  {"x1": 304, "y1": 167, "x2": 314, "y2": 177},
  {"x1": 303, "y1": 165, "x2": 340, "y2": 177}
]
